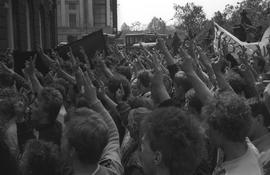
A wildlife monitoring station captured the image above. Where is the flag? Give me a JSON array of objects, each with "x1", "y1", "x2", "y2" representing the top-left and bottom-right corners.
[{"x1": 214, "y1": 22, "x2": 270, "y2": 60}]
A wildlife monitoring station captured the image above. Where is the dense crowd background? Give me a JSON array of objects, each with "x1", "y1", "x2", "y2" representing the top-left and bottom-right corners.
[{"x1": 1, "y1": 15, "x2": 270, "y2": 175}]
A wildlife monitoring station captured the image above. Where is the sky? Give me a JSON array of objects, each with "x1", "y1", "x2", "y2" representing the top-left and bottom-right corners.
[{"x1": 118, "y1": 0, "x2": 239, "y2": 28}]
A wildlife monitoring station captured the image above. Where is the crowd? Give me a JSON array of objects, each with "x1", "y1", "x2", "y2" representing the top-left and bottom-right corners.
[{"x1": 1, "y1": 23, "x2": 270, "y2": 175}]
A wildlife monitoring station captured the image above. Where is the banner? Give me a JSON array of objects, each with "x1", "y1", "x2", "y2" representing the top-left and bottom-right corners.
[
  {"x1": 214, "y1": 22, "x2": 270, "y2": 60},
  {"x1": 13, "y1": 30, "x2": 107, "y2": 75},
  {"x1": 56, "y1": 30, "x2": 107, "y2": 62}
]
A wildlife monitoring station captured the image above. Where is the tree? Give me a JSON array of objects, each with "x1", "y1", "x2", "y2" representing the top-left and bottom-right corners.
[
  {"x1": 121, "y1": 23, "x2": 131, "y2": 32},
  {"x1": 213, "y1": 0, "x2": 270, "y2": 31},
  {"x1": 130, "y1": 21, "x2": 143, "y2": 31},
  {"x1": 174, "y1": 2, "x2": 207, "y2": 39},
  {"x1": 147, "y1": 17, "x2": 166, "y2": 34}
]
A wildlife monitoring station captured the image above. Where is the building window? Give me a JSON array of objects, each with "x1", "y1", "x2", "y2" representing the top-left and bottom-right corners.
[
  {"x1": 69, "y1": 13, "x2": 77, "y2": 27},
  {"x1": 69, "y1": 2, "x2": 76, "y2": 10},
  {"x1": 93, "y1": 0, "x2": 106, "y2": 27}
]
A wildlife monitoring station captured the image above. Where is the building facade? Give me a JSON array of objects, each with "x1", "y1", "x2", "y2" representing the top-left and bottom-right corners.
[
  {"x1": 57, "y1": 0, "x2": 117, "y2": 43},
  {"x1": 0, "y1": 0, "x2": 58, "y2": 51}
]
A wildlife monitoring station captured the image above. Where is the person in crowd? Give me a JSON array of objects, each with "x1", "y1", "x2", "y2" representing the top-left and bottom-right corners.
[
  {"x1": 203, "y1": 92, "x2": 263, "y2": 175},
  {"x1": 17, "y1": 87, "x2": 63, "y2": 150},
  {"x1": 20, "y1": 139, "x2": 61, "y2": 175},
  {"x1": 1, "y1": 14, "x2": 270, "y2": 175},
  {"x1": 139, "y1": 107, "x2": 205, "y2": 175}
]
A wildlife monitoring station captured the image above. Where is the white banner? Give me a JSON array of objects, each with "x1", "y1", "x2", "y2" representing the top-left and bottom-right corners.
[{"x1": 214, "y1": 22, "x2": 270, "y2": 60}]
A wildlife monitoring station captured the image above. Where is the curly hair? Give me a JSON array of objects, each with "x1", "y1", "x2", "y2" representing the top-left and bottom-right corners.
[
  {"x1": 64, "y1": 108, "x2": 109, "y2": 164},
  {"x1": 20, "y1": 139, "x2": 60, "y2": 175},
  {"x1": 107, "y1": 74, "x2": 131, "y2": 101},
  {"x1": 137, "y1": 70, "x2": 152, "y2": 89},
  {"x1": 203, "y1": 91, "x2": 251, "y2": 142},
  {"x1": 248, "y1": 98, "x2": 270, "y2": 127},
  {"x1": 39, "y1": 87, "x2": 63, "y2": 123},
  {"x1": 141, "y1": 107, "x2": 205, "y2": 175}
]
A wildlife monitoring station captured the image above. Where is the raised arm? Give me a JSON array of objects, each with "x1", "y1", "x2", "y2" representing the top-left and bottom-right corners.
[
  {"x1": 179, "y1": 47, "x2": 213, "y2": 104},
  {"x1": 24, "y1": 55, "x2": 43, "y2": 94},
  {"x1": 82, "y1": 72, "x2": 123, "y2": 173}
]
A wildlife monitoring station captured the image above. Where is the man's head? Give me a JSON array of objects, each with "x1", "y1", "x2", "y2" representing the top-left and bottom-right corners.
[
  {"x1": 248, "y1": 98, "x2": 270, "y2": 140},
  {"x1": 62, "y1": 108, "x2": 108, "y2": 165},
  {"x1": 107, "y1": 75, "x2": 131, "y2": 101},
  {"x1": 173, "y1": 71, "x2": 192, "y2": 99},
  {"x1": 140, "y1": 107, "x2": 204, "y2": 175},
  {"x1": 137, "y1": 70, "x2": 152, "y2": 93},
  {"x1": 203, "y1": 92, "x2": 251, "y2": 147},
  {"x1": 30, "y1": 87, "x2": 63, "y2": 124},
  {"x1": 20, "y1": 140, "x2": 60, "y2": 175}
]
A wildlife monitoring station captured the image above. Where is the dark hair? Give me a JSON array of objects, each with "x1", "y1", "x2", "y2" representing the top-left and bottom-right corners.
[
  {"x1": 141, "y1": 107, "x2": 204, "y2": 175},
  {"x1": 107, "y1": 75, "x2": 131, "y2": 101},
  {"x1": 0, "y1": 73, "x2": 14, "y2": 88},
  {"x1": 39, "y1": 87, "x2": 63, "y2": 123},
  {"x1": 20, "y1": 140, "x2": 60, "y2": 175},
  {"x1": 0, "y1": 130, "x2": 18, "y2": 175},
  {"x1": 174, "y1": 71, "x2": 192, "y2": 92},
  {"x1": 116, "y1": 66, "x2": 132, "y2": 81},
  {"x1": 225, "y1": 70, "x2": 246, "y2": 95},
  {"x1": 248, "y1": 99, "x2": 270, "y2": 127},
  {"x1": 185, "y1": 89, "x2": 203, "y2": 114},
  {"x1": 203, "y1": 92, "x2": 251, "y2": 142},
  {"x1": 137, "y1": 70, "x2": 151, "y2": 89},
  {"x1": 65, "y1": 108, "x2": 108, "y2": 164},
  {"x1": 0, "y1": 99, "x2": 15, "y2": 122}
]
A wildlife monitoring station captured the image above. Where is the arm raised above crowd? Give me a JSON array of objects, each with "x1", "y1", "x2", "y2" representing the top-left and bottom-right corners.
[
  {"x1": 24, "y1": 55, "x2": 43, "y2": 94},
  {"x1": 212, "y1": 57, "x2": 234, "y2": 92},
  {"x1": 179, "y1": 47, "x2": 213, "y2": 104},
  {"x1": 150, "y1": 52, "x2": 171, "y2": 106},
  {"x1": 82, "y1": 72, "x2": 122, "y2": 173}
]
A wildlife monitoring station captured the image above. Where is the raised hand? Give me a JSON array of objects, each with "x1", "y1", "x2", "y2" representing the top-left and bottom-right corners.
[
  {"x1": 178, "y1": 47, "x2": 194, "y2": 74},
  {"x1": 82, "y1": 71, "x2": 98, "y2": 104},
  {"x1": 24, "y1": 55, "x2": 37, "y2": 76}
]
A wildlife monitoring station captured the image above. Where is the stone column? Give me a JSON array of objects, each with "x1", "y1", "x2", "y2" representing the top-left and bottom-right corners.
[
  {"x1": 106, "y1": 0, "x2": 110, "y2": 26},
  {"x1": 60, "y1": 0, "x2": 66, "y2": 26},
  {"x1": 88, "y1": 0, "x2": 94, "y2": 27},
  {"x1": 79, "y1": 0, "x2": 84, "y2": 27}
]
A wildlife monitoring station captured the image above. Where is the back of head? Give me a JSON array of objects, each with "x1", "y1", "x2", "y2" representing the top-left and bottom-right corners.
[
  {"x1": 64, "y1": 108, "x2": 109, "y2": 164},
  {"x1": 248, "y1": 98, "x2": 270, "y2": 128},
  {"x1": 141, "y1": 107, "x2": 204, "y2": 175},
  {"x1": 0, "y1": 73, "x2": 14, "y2": 88},
  {"x1": 108, "y1": 74, "x2": 131, "y2": 101},
  {"x1": 137, "y1": 70, "x2": 152, "y2": 89},
  {"x1": 128, "y1": 107, "x2": 151, "y2": 140},
  {"x1": 0, "y1": 131, "x2": 18, "y2": 175},
  {"x1": 203, "y1": 91, "x2": 251, "y2": 143},
  {"x1": 174, "y1": 71, "x2": 192, "y2": 92},
  {"x1": 0, "y1": 99, "x2": 15, "y2": 123},
  {"x1": 39, "y1": 87, "x2": 63, "y2": 123},
  {"x1": 20, "y1": 139, "x2": 60, "y2": 175}
]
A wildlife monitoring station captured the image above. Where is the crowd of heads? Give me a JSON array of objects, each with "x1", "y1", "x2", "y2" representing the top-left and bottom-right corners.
[{"x1": 0, "y1": 21, "x2": 270, "y2": 175}]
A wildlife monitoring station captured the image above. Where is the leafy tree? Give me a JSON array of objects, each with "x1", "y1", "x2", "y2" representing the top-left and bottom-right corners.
[
  {"x1": 147, "y1": 17, "x2": 166, "y2": 34},
  {"x1": 174, "y1": 2, "x2": 207, "y2": 39},
  {"x1": 213, "y1": 0, "x2": 270, "y2": 32},
  {"x1": 130, "y1": 21, "x2": 143, "y2": 31},
  {"x1": 121, "y1": 23, "x2": 131, "y2": 32}
]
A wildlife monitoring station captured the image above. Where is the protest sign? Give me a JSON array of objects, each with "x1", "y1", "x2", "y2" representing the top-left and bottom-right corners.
[{"x1": 214, "y1": 22, "x2": 270, "y2": 60}]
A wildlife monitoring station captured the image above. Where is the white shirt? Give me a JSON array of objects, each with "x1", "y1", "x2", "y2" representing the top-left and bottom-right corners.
[{"x1": 213, "y1": 141, "x2": 263, "y2": 175}]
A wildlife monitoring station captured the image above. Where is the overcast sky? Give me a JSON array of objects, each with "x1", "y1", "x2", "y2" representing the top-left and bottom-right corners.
[{"x1": 118, "y1": 0, "x2": 239, "y2": 28}]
